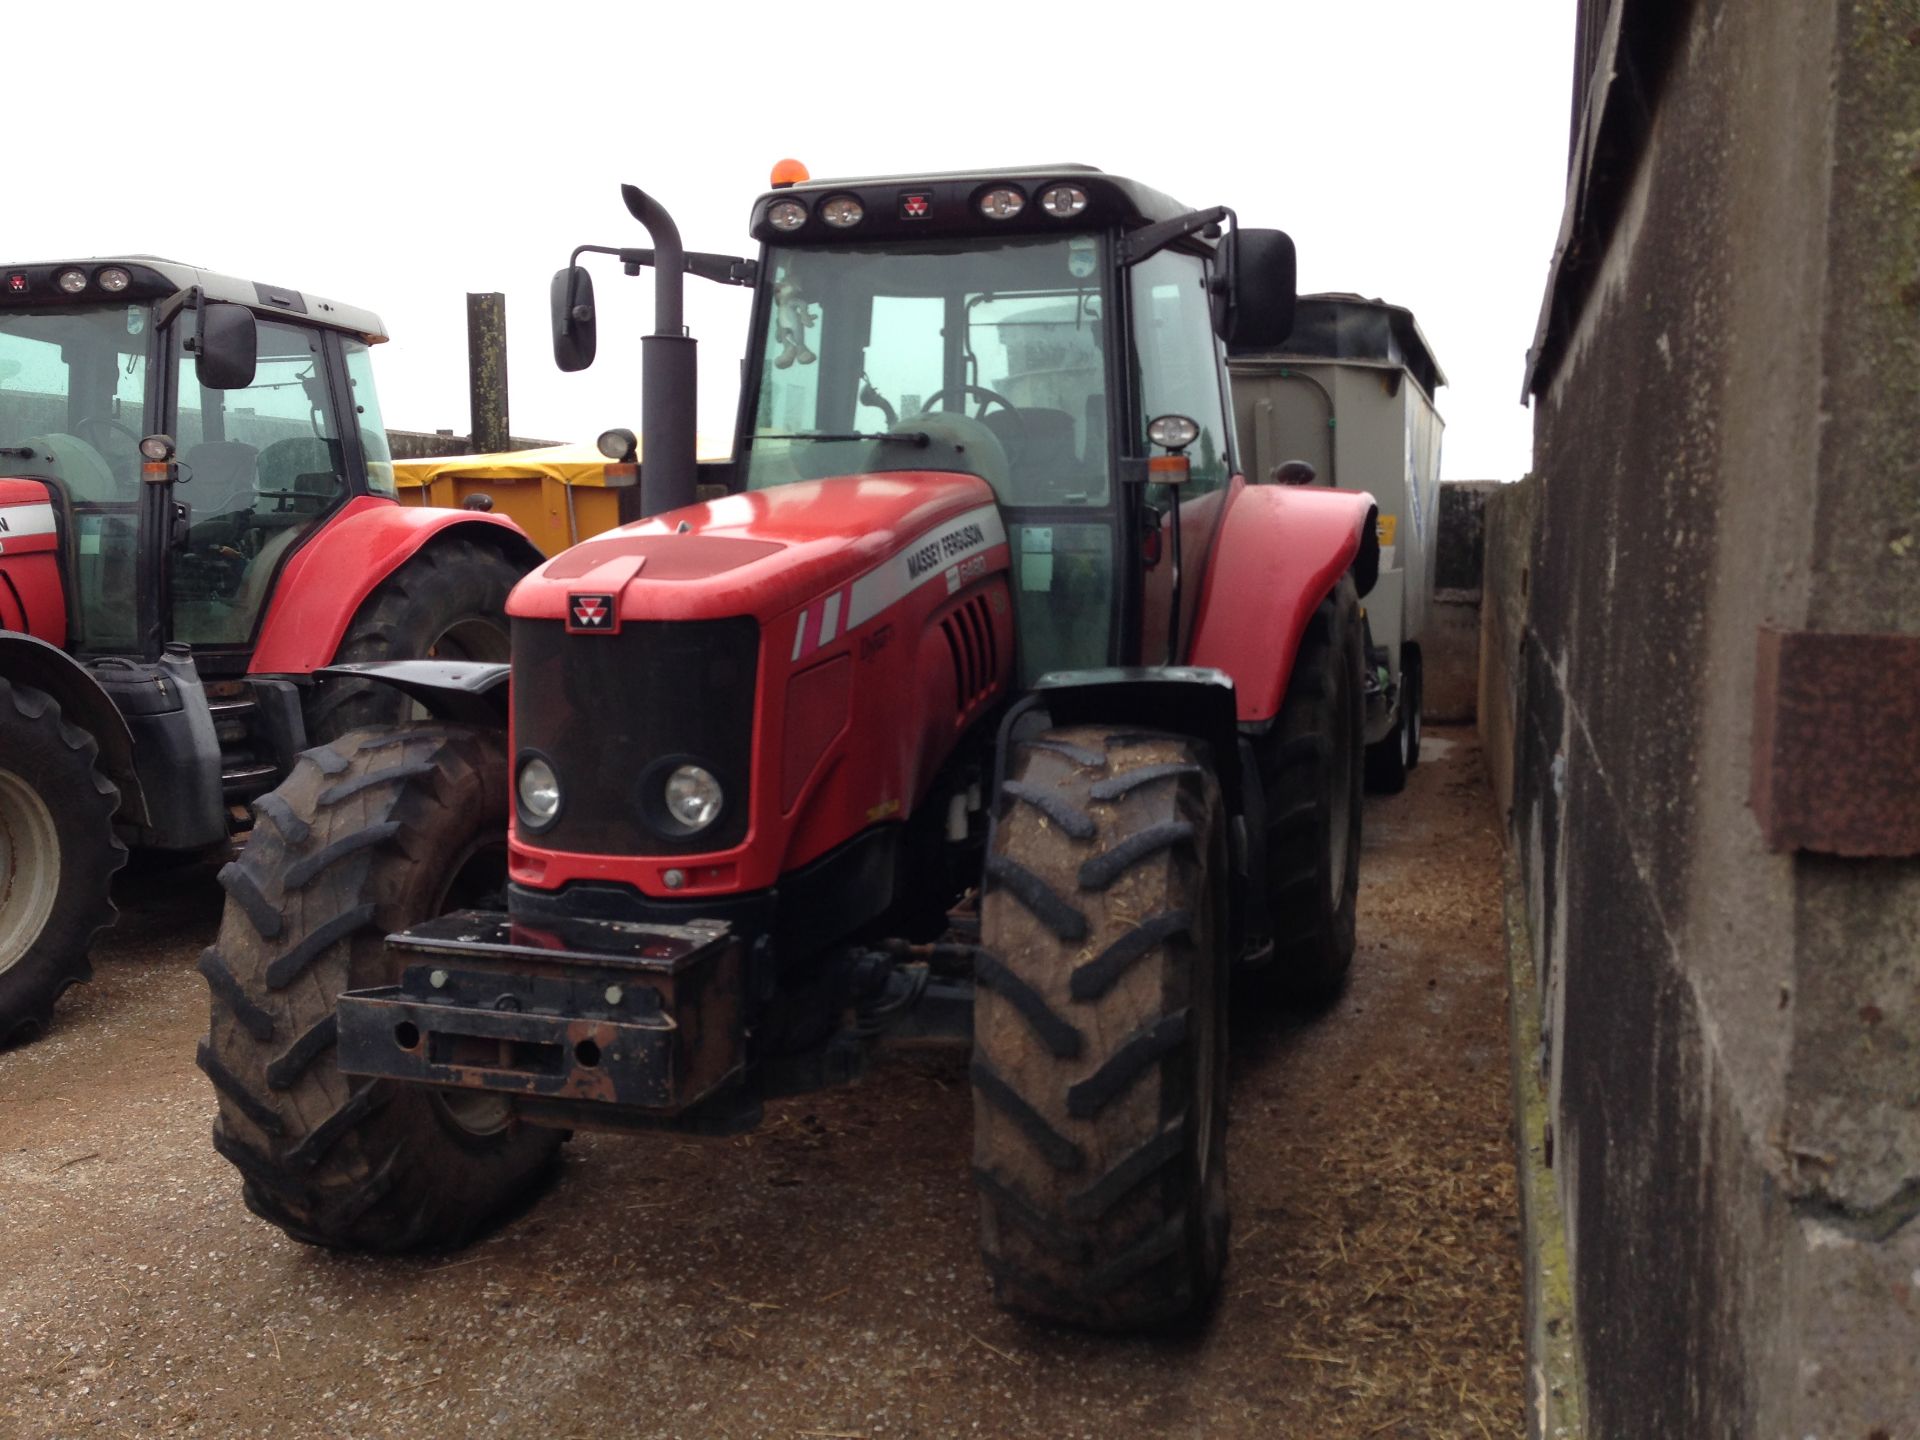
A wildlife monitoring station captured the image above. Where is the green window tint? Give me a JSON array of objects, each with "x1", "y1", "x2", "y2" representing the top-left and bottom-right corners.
[
  {"x1": 172, "y1": 320, "x2": 347, "y2": 647},
  {"x1": 0, "y1": 303, "x2": 154, "y2": 651},
  {"x1": 1130, "y1": 250, "x2": 1231, "y2": 492},
  {"x1": 343, "y1": 340, "x2": 396, "y2": 497},
  {"x1": 1011, "y1": 521, "x2": 1112, "y2": 686}
]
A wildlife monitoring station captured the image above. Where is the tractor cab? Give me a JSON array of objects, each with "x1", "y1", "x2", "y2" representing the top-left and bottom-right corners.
[
  {"x1": 0, "y1": 260, "x2": 398, "y2": 663},
  {"x1": 549, "y1": 168, "x2": 1298, "y2": 685}
]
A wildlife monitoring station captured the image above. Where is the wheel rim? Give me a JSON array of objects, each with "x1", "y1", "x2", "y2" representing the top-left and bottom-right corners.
[
  {"x1": 0, "y1": 769, "x2": 60, "y2": 977},
  {"x1": 425, "y1": 833, "x2": 514, "y2": 1137},
  {"x1": 1409, "y1": 671, "x2": 1422, "y2": 753},
  {"x1": 427, "y1": 616, "x2": 510, "y2": 664},
  {"x1": 1329, "y1": 664, "x2": 1356, "y2": 903}
]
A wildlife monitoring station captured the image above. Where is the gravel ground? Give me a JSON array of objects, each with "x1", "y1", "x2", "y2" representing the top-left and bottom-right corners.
[{"x1": 0, "y1": 726, "x2": 1522, "y2": 1439}]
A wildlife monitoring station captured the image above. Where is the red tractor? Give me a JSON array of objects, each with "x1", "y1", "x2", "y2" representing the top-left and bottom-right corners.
[
  {"x1": 198, "y1": 168, "x2": 1379, "y2": 1331},
  {"x1": 0, "y1": 259, "x2": 543, "y2": 1043}
]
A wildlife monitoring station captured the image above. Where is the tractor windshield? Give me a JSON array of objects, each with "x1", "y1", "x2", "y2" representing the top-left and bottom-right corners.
[
  {"x1": 744, "y1": 235, "x2": 1112, "y2": 507},
  {"x1": 744, "y1": 234, "x2": 1119, "y2": 681},
  {"x1": 0, "y1": 303, "x2": 154, "y2": 650}
]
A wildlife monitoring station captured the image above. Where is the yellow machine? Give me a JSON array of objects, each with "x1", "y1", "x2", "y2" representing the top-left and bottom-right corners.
[{"x1": 394, "y1": 439, "x2": 731, "y2": 555}]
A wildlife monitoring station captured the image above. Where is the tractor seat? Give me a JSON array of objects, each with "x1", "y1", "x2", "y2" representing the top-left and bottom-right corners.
[
  {"x1": 180, "y1": 441, "x2": 261, "y2": 521},
  {"x1": 980, "y1": 408, "x2": 1082, "y2": 504},
  {"x1": 256, "y1": 436, "x2": 346, "y2": 514}
]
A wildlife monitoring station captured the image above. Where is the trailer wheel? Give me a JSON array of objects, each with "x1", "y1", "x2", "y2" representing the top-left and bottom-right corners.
[
  {"x1": 972, "y1": 725, "x2": 1229, "y2": 1332},
  {"x1": 0, "y1": 679, "x2": 125, "y2": 1046},
  {"x1": 1404, "y1": 648, "x2": 1424, "y2": 771},
  {"x1": 199, "y1": 724, "x2": 560, "y2": 1250},
  {"x1": 304, "y1": 537, "x2": 521, "y2": 742},
  {"x1": 1364, "y1": 641, "x2": 1420, "y2": 794},
  {"x1": 1253, "y1": 576, "x2": 1364, "y2": 1002}
]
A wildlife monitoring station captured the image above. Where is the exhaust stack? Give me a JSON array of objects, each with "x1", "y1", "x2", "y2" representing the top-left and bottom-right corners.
[{"x1": 621, "y1": 185, "x2": 698, "y2": 519}]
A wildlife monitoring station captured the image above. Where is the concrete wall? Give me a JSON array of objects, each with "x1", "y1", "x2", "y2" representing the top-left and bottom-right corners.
[
  {"x1": 1427, "y1": 480, "x2": 1502, "y2": 722},
  {"x1": 1492, "y1": 2, "x2": 1920, "y2": 1435}
]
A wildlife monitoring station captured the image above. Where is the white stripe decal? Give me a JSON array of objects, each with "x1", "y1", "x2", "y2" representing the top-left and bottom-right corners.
[
  {"x1": 846, "y1": 504, "x2": 1006, "y2": 631},
  {"x1": 819, "y1": 591, "x2": 841, "y2": 644},
  {"x1": 0, "y1": 502, "x2": 56, "y2": 540}
]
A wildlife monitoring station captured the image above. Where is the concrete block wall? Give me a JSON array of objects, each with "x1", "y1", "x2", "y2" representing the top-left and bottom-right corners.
[{"x1": 1488, "y1": 1, "x2": 1920, "y2": 1434}]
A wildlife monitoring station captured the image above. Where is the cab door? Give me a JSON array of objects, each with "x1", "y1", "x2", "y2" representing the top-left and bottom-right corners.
[
  {"x1": 1130, "y1": 247, "x2": 1237, "y2": 664},
  {"x1": 167, "y1": 318, "x2": 353, "y2": 649}
]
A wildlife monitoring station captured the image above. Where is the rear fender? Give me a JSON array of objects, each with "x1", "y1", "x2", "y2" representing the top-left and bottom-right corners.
[
  {"x1": 248, "y1": 498, "x2": 543, "y2": 676},
  {"x1": 315, "y1": 660, "x2": 509, "y2": 726},
  {"x1": 0, "y1": 632, "x2": 145, "y2": 825},
  {"x1": 1188, "y1": 483, "x2": 1379, "y2": 726}
]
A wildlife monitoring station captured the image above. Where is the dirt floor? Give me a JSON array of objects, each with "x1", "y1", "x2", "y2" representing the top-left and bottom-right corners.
[{"x1": 0, "y1": 726, "x2": 1522, "y2": 1439}]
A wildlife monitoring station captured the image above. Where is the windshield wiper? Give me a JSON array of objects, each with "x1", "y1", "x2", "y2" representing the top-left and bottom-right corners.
[{"x1": 757, "y1": 431, "x2": 930, "y2": 447}]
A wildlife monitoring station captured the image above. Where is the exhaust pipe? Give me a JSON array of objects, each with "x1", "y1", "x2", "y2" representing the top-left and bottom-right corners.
[{"x1": 621, "y1": 185, "x2": 698, "y2": 518}]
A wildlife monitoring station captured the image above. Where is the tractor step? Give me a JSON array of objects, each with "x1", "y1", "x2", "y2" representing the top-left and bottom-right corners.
[{"x1": 336, "y1": 909, "x2": 745, "y2": 1118}]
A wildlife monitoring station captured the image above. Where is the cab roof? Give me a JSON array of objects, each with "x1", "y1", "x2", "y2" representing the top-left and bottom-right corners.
[
  {"x1": 0, "y1": 256, "x2": 387, "y2": 343},
  {"x1": 748, "y1": 165, "x2": 1196, "y2": 246}
]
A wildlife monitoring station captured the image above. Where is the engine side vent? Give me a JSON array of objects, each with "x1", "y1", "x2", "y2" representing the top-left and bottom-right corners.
[{"x1": 940, "y1": 594, "x2": 998, "y2": 713}]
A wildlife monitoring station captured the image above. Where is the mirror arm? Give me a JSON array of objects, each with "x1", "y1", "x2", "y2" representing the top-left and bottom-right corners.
[
  {"x1": 155, "y1": 284, "x2": 199, "y2": 338},
  {"x1": 569, "y1": 244, "x2": 756, "y2": 288},
  {"x1": 1119, "y1": 205, "x2": 1231, "y2": 265}
]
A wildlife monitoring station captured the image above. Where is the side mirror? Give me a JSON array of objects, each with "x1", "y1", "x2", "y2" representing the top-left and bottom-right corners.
[
  {"x1": 551, "y1": 266, "x2": 597, "y2": 372},
  {"x1": 196, "y1": 302, "x2": 257, "y2": 390},
  {"x1": 1217, "y1": 228, "x2": 1297, "y2": 350}
]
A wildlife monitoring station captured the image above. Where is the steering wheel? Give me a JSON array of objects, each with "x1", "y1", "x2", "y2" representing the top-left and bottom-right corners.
[
  {"x1": 73, "y1": 416, "x2": 142, "y2": 450},
  {"x1": 915, "y1": 384, "x2": 1019, "y2": 420}
]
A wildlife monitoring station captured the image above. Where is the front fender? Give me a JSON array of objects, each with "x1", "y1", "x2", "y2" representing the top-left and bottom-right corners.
[
  {"x1": 248, "y1": 498, "x2": 543, "y2": 676},
  {"x1": 0, "y1": 632, "x2": 145, "y2": 824},
  {"x1": 315, "y1": 660, "x2": 509, "y2": 726},
  {"x1": 1188, "y1": 482, "x2": 1379, "y2": 725}
]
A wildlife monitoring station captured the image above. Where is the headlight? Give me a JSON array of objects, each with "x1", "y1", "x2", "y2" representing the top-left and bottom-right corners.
[
  {"x1": 768, "y1": 200, "x2": 808, "y2": 232},
  {"x1": 1039, "y1": 184, "x2": 1089, "y2": 219},
  {"x1": 517, "y1": 755, "x2": 561, "y2": 825},
  {"x1": 978, "y1": 187, "x2": 1025, "y2": 220},
  {"x1": 664, "y1": 765, "x2": 723, "y2": 830},
  {"x1": 96, "y1": 266, "x2": 131, "y2": 293},
  {"x1": 819, "y1": 194, "x2": 864, "y2": 229},
  {"x1": 56, "y1": 268, "x2": 87, "y2": 294}
]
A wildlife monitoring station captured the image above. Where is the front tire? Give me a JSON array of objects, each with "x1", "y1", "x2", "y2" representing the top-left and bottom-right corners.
[
  {"x1": 304, "y1": 537, "x2": 522, "y2": 742},
  {"x1": 972, "y1": 726, "x2": 1230, "y2": 1332},
  {"x1": 0, "y1": 679, "x2": 125, "y2": 1046},
  {"x1": 199, "y1": 724, "x2": 559, "y2": 1250}
]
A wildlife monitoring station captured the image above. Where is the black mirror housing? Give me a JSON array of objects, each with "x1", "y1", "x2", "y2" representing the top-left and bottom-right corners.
[
  {"x1": 1218, "y1": 228, "x2": 1297, "y2": 350},
  {"x1": 196, "y1": 302, "x2": 257, "y2": 390},
  {"x1": 551, "y1": 266, "x2": 597, "y2": 372}
]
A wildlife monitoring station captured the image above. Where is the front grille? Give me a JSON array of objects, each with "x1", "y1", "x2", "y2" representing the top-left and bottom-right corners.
[{"x1": 513, "y1": 616, "x2": 759, "y2": 856}]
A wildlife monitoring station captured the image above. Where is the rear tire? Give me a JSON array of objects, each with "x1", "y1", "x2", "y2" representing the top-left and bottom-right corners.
[
  {"x1": 199, "y1": 724, "x2": 560, "y2": 1250},
  {"x1": 304, "y1": 537, "x2": 522, "y2": 742},
  {"x1": 1251, "y1": 576, "x2": 1364, "y2": 1003},
  {"x1": 0, "y1": 679, "x2": 125, "y2": 1046},
  {"x1": 972, "y1": 726, "x2": 1230, "y2": 1332}
]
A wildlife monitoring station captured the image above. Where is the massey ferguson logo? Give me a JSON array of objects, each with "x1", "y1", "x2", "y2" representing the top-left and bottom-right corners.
[{"x1": 567, "y1": 593, "x2": 618, "y2": 633}]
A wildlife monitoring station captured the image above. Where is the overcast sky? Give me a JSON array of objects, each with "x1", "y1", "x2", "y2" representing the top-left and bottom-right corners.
[{"x1": 13, "y1": 1, "x2": 1571, "y2": 481}]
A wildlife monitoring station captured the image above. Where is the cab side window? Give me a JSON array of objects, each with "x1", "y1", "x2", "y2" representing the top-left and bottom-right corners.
[
  {"x1": 1130, "y1": 250, "x2": 1233, "y2": 491},
  {"x1": 172, "y1": 320, "x2": 347, "y2": 646}
]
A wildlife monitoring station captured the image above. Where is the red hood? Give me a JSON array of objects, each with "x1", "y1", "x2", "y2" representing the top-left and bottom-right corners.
[{"x1": 508, "y1": 472, "x2": 1000, "y2": 624}]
